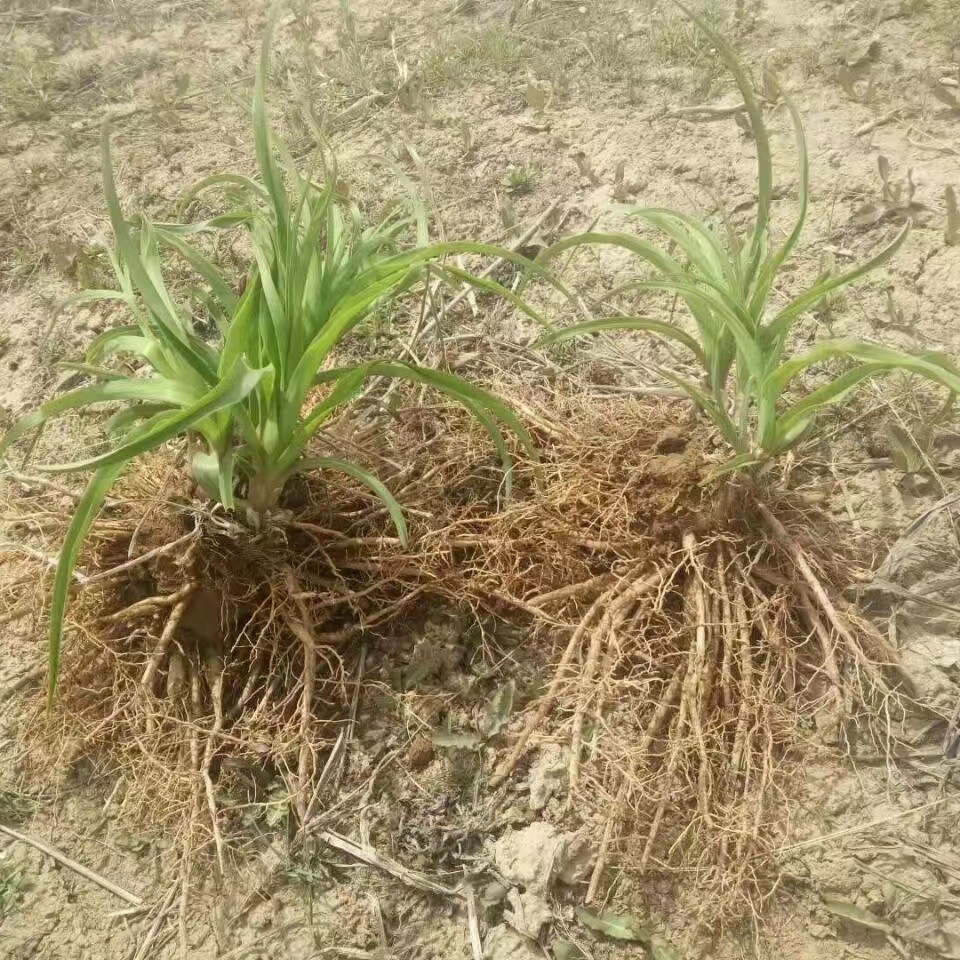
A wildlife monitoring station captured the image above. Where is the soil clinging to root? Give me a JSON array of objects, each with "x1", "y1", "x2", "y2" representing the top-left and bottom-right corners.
[{"x1": 2, "y1": 386, "x2": 911, "y2": 923}]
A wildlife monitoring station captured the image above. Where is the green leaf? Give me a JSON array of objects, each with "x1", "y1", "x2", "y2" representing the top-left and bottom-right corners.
[
  {"x1": 88, "y1": 332, "x2": 161, "y2": 366},
  {"x1": 55, "y1": 361, "x2": 126, "y2": 382},
  {"x1": 85, "y1": 324, "x2": 141, "y2": 359},
  {"x1": 766, "y1": 223, "x2": 910, "y2": 346},
  {"x1": 884, "y1": 422, "x2": 925, "y2": 474},
  {"x1": 552, "y1": 941, "x2": 588, "y2": 960},
  {"x1": 625, "y1": 206, "x2": 737, "y2": 292},
  {"x1": 483, "y1": 680, "x2": 516, "y2": 737},
  {"x1": 766, "y1": 340, "x2": 960, "y2": 402},
  {"x1": 151, "y1": 224, "x2": 238, "y2": 316},
  {"x1": 0, "y1": 377, "x2": 196, "y2": 461},
  {"x1": 252, "y1": 1, "x2": 290, "y2": 247},
  {"x1": 614, "y1": 276, "x2": 764, "y2": 378},
  {"x1": 177, "y1": 172, "x2": 269, "y2": 214},
  {"x1": 822, "y1": 899, "x2": 893, "y2": 934},
  {"x1": 537, "y1": 316, "x2": 704, "y2": 364},
  {"x1": 277, "y1": 365, "x2": 371, "y2": 471},
  {"x1": 300, "y1": 456, "x2": 408, "y2": 546},
  {"x1": 367, "y1": 361, "x2": 538, "y2": 468},
  {"x1": 650, "y1": 937, "x2": 682, "y2": 960},
  {"x1": 105, "y1": 403, "x2": 171, "y2": 436},
  {"x1": 707, "y1": 452, "x2": 763, "y2": 478},
  {"x1": 283, "y1": 266, "x2": 413, "y2": 413},
  {"x1": 392, "y1": 238, "x2": 576, "y2": 306},
  {"x1": 769, "y1": 361, "x2": 892, "y2": 450},
  {"x1": 750, "y1": 91, "x2": 809, "y2": 318},
  {"x1": 307, "y1": 361, "x2": 540, "y2": 499},
  {"x1": 675, "y1": 1, "x2": 773, "y2": 283},
  {"x1": 537, "y1": 231, "x2": 679, "y2": 278},
  {"x1": 576, "y1": 907, "x2": 651, "y2": 942},
  {"x1": 192, "y1": 448, "x2": 237, "y2": 508},
  {"x1": 431, "y1": 729, "x2": 483, "y2": 750},
  {"x1": 59, "y1": 287, "x2": 133, "y2": 311},
  {"x1": 461, "y1": 398, "x2": 515, "y2": 500},
  {"x1": 47, "y1": 463, "x2": 125, "y2": 702},
  {"x1": 435, "y1": 263, "x2": 550, "y2": 327},
  {"x1": 101, "y1": 133, "x2": 217, "y2": 387},
  {"x1": 37, "y1": 365, "x2": 265, "y2": 474}
]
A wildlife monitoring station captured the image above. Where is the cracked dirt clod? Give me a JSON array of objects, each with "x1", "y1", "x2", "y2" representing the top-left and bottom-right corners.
[
  {"x1": 493, "y1": 822, "x2": 593, "y2": 891},
  {"x1": 483, "y1": 924, "x2": 543, "y2": 960},
  {"x1": 869, "y1": 499, "x2": 960, "y2": 709},
  {"x1": 527, "y1": 744, "x2": 567, "y2": 811},
  {"x1": 505, "y1": 887, "x2": 553, "y2": 940}
]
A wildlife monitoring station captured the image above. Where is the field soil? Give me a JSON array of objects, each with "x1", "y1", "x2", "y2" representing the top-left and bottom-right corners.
[{"x1": 2, "y1": 1, "x2": 960, "y2": 959}]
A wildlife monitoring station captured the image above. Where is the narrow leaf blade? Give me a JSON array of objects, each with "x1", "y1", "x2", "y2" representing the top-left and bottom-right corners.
[
  {"x1": 576, "y1": 907, "x2": 650, "y2": 942},
  {"x1": 47, "y1": 463, "x2": 125, "y2": 702}
]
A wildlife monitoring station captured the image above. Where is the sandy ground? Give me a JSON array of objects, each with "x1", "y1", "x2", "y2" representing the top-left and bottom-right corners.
[{"x1": 1, "y1": 0, "x2": 960, "y2": 958}]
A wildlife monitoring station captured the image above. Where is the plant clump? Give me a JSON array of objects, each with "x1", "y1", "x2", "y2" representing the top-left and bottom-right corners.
[
  {"x1": 0, "y1": 6, "x2": 556, "y2": 702},
  {"x1": 536, "y1": 8, "x2": 960, "y2": 475}
]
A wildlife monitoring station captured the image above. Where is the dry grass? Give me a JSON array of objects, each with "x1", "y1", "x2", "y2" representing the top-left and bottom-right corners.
[{"x1": 0, "y1": 384, "x2": 912, "y2": 924}]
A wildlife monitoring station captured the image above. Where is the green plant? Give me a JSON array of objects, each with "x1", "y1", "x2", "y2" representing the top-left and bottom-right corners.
[
  {"x1": 1, "y1": 45, "x2": 55, "y2": 122},
  {"x1": 537, "y1": 6, "x2": 960, "y2": 472},
  {"x1": 0, "y1": 790, "x2": 35, "y2": 825},
  {"x1": 0, "y1": 862, "x2": 26, "y2": 918},
  {"x1": 282, "y1": 852, "x2": 330, "y2": 889},
  {"x1": 651, "y1": 0, "x2": 723, "y2": 67},
  {"x1": 503, "y1": 165, "x2": 540, "y2": 196},
  {"x1": 420, "y1": 26, "x2": 526, "y2": 92},
  {"x1": 0, "y1": 4, "x2": 561, "y2": 701}
]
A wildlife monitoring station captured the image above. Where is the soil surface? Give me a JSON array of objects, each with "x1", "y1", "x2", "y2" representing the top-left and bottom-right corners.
[{"x1": 2, "y1": 1, "x2": 960, "y2": 959}]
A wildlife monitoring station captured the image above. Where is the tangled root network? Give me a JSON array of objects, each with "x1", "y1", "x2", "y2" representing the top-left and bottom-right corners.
[{"x1": 1, "y1": 388, "x2": 908, "y2": 918}]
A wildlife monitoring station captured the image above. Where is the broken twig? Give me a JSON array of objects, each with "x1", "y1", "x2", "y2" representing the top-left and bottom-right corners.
[
  {"x1": 0, "y1": 823, "x2": 143, "y2": 906},
  {"x1": 317, "y1": 830, "x2": 460, "y2": 898},
  {"x1": 855, "y1": 109, "x2": 904, "y2": 137}
]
